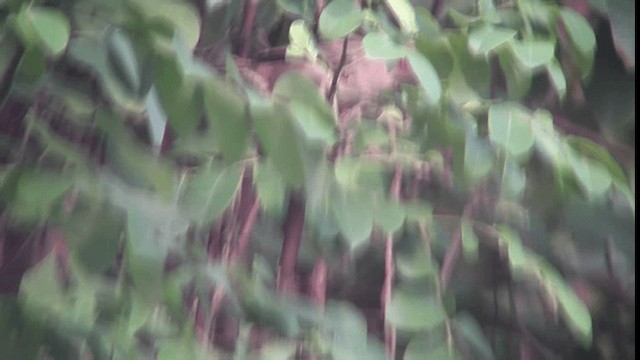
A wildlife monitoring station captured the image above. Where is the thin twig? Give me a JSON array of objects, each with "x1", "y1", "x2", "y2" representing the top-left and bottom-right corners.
[{"x1": 327, "y1": 37, "x2": 349, "y2": 103}]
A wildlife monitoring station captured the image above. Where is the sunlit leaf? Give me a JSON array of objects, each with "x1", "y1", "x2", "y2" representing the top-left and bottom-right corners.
[
  {"x1": 333, "y1": 190, "x2": 374, "y2": 249},
  {"x1": 15, "y1": 5, "x2": 70, "y2": 57},
  {"x1": 374, "y1": 200, "x2": 406, "y2": 234},
  {"x1": 254, "y1": 161, "x2": 286, "y2": 212},
  {"x1": 546, "y1": 60, "x2": 566, "y2": 101},
  {"x1": 385, "y1": 0, "x2": 418, "y2": 34},
  {"x1": 568, "y1": 151, "x2": 612, "y2": 198}
]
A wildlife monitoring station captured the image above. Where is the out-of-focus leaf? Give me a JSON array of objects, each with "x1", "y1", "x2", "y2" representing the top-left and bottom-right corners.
[
  {"x1": 544, "y1": 271, "x2": 593, "y2": 347},
  {"x1": 501, "y1": 159, "x2": 526, "y2": 200},
  {"x1": 454, "y1": 313, "x2": 495, "y2": 360},
  {"x1": 509, "y1": 40, "x2": 555, "y2": 69},
  {"x1": 468, "y1": 24, "x2": 516, "y2": 56},
  {"x1": 559, "y1": 8, "x2": 596, "y2": 78},
  {"x1": 252, "y1": 102, "x2": 306, "y2": 188},
  {"x1": 106, "y1": 28, "x2": 140, "y2": 94},
  {"x1": 14, "y1": 5, "x2": 70, "y2": 57},
  {"x1": 180, "y1": 162, "x2": 244, "y2": 226},
  {"x1": 363, "y1": 32, "x2": 409, "y2": 60},
  {"x1": 129, "y1": 0, "x2": 201, "y2": 50},
  {"x1": 254, "y1": 161, "x2": 286, "y2": 212},
  {"x1": 498, "y1": 49, "x2": 531, "y2": 99},
  {"x1": 374, "y1": 200, "x2": 406, "y2": 234},
  {"x1": 546, "y1": 60, "x2": 566, "y2": 101},
  {"x1": 384, "y1": 0, "x2": 418, "y2": 34},
  {"x1": 204, "y1": 76, "x2": 249, "y2": 161},
  {"x1": 568, "y1": 151, "x2": 612, "y2": 198},
  {"x1": 407, "y1": 50, "x2": 442, "y2": 106},
  {"x1": 464, "y1": 133, "x2": 494, "y2": 184},
  {"x1": 386, "y1": 289, "x2": 446, "y2": 331},
  {"x1": 606, "y1": 0, "x2": 635, "y2": 70},
  {"x1": 10, "y1": 170, "x2": 72, "y2": 222},
  {"x1": 19, "y1": 253, "x2": 67, "y2": 314},
  {"x1": 461, "y1": 219, "x2": 479, "y2": 262},
  {"x1": 277, "y1": 0, "x2": 315, "y2": 20},
  {"x1": 273, "y1": 72, "x2": 336, "y2": 144},
  {"x1": 396, "y1": 248, "x2": 437, "y2": 279},
  {"x1": 286, "y1": 20, "x2": 318, "y2": 60},
  {"x1": 318, "y1": 0, "x2": 362, "y2": 40},
  {"x1": 488, "y1": 102, "x2": 534, "y2": 160},
  {"x1": 333, "y1": 189, "x2": 374, "y2": 250},
  {"x1": 404, "y1": 339, "x2": 459, "y2": 360}
]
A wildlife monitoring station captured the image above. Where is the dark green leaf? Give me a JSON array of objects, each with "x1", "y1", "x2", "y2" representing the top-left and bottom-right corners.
[
  {"x1": 106, "y1": 28, "x2": 140, "y2": 94},
  {"x1": 254, "y1": 161, "x2": 286, "y2": 212}
]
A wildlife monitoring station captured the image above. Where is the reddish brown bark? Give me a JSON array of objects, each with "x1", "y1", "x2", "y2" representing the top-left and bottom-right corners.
[{"x1": 277, "y1": 194, "x2": 305, "y2": 293}]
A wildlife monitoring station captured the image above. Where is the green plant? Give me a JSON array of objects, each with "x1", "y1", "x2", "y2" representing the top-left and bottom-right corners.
[{"x1": 0, "y1": 0, "x2": 634, "y2": 359}]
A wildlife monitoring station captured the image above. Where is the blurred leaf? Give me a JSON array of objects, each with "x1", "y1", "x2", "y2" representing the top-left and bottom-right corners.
[
  {"x1": 386, "y1": 289, "x2": 446, "y2": 331},
  {"x1": 129, "y1": 0, "x2": 201, "y2": 50},
  {"x1": 10, "y1": 170, "x2": 72, "y2": 222},
  {"x1": 106, "y1": 28, "x2": 141, "y2": 94},
  {"x1": 180, "y1": 162, "x2": 243, "y2": 226},
  {"x1": 145, "y1": 87, "x2": 167, "y2": 152},
  {"x1": 498, "y1": 49, "x2": 531, "y2": 98},
  {"x1": 318, "y1": 0, "x2": 362, "y2": 40},
  {"x1": 396, "y1": 248, "x2": 437, "y2": 279},
  {"x1": 254, "y1": 161, "x2": 286, "y2": 213},
  {"x1": 407, "y1": 50, "x2": 442, "y2": 106},
  {"x1": 286, "y1": 20, "x2": 318, "y2": 60},
  {"x1": 488, "y1": 102, "x2": 534, "y2": 160},
  {"x1": 606, "y1": 0, "x2": 635, "y2": 70},
  {"x1": 19, "y1": 253, "x2": 67, "y2": 314},
  {"x1": 374, "y1": 200, "x2": 406, "y2": 234},
  {"x1": 559, "y1": 9, "x2": 596, "y2": 56},
  {"x1": 544, "y1": 272, "x2": 593, "y2": 347},
  {"x1": 258, "y1": 341, "x2": 296, "y2": 360},
  {"x1": 363, "y1": 32, "x2": 409, "y2": 60},
  {"x1": 501, "y1": 159, "x2": 526, "y2": 200},
  {"x1": 468, "y1": 24, "x2": 516, "y2": 56},
  {"x1": 15, "y1": 5, "x2": 70, "y2": 57},
  {"x1": 277, "y1": 0, "x2": 315, "y2": 20},
  {"x1": 252, "y1": 102, "x2": 306, "y2": 188},
  {"x1": 273, "y1": 72, "x2": 336, "y2": 144},
  {"x1": 460, "y1": 219, "x2": 479, "y2": 262},
  {"x1": 464, "y1": 133, "x2": 494, "y2": 184},
  {"x1": 404, "y1": 339, "x2": 459, "y2": 360},
  {"x1": 204, "y1": 76, "x2": 249, "y2": 161},
  {"x1": 546, "y1": 60, "x2": 566, "y2": 101},
  {"x1": 454, "y1": 313, "x2": 495, "y2": 360},
  {"x1": 568, "y1": 151, "x2": 612, "y2": 198},
  {"x1": 509, "y1": 40, "x2": 555, "y2": 69},
  {"x1": 385, "y1": 0, "x2": 418, "y2": 34},
  {"x1": 333, "y1": 189, "x2": 374, "y2": 250}
]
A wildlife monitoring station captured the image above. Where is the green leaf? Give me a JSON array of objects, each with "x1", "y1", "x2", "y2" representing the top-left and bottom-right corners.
[
  {"x1": 333, "y1": 190, "x2": 374, "y2": 249},
  {"x1": 180, "y1": 163, "x2": 244, "y2": 226},
  {"x1": 286, "y1": 20, "x2": 319, "y2": 60},
  {"x1": 468, "y1": 24, "x2": 517, "y2": 55},
  {"x1": 252, "y1": 102, "x2": 306, "y2": 188},
  {"x1": 374, "y1": 200, "x2": 406, "y2": 234},
  {"x1": 460, "y1": 219, "x2": 479, "y2": 262},
  {"x1": 407, "y1": 50, "x2": 442, "y2": 106},
  {"x1": 277, "y1": 0, "x2": 315, "y2": 20},
  {"x1": 509, "y1": 40, "x2": 556, "y2": 69},
  {"x1": 272, "y1": 72, "x2": 336, "y2": 144},
  {"x1": 560, "y1": 8, "x2": 596, "y2": 58},
  {"x1": 203, "y1": 76, "x2": 249, "y2": 161},
  {"x1": 497, "y1": 49, "x2": 531, "y2": 99},
  {"x1": 544, "y1": 273, "x2": 593, "y2": 347},
  {"x1": 568, "y1": 151, "x2": 612, "y2": 198},
  {"x1": 396, "y1": 249, "x2": 437, "y2": 279},
  {"x1": 488, "y1": 102, "x2": 534, "y2": 160},
  {"x1": 106, "y1": 28, "x2": 140, "y2": 94},
  {"x1": 405, "y1": 340, "x2": 459, "y2": 360},
  {"x1": 606, "y1": 0, "x2": 635, "y2": 70},
  {"x1": 19, "y1": 253, "x2": 67, "y2": 314},
  {"x1": 386, "y1": 289, "x2": 446, "y2": 331},
  {"x1": 318, "y1": 0, "x2": 362, "y2": 40},
  {"x1": 363, "y1": 32, "x2": 409, "y2": 60},
  {"x1": 454, "y1": 314, "x2": 495, "y2": 360},
  {"x1": 464, "y1": 134, "x2": 494, "y2": 184},
  {"x1": 385, "y1": 0, "x2": 418, "y2": 34},
  {"x1": 501, "y1": 159, "x2": 526, "y2": 200},
  {"x1": 15, "y1": 5, "x2": 70, "y2": 57},
  {"x1": 546, "y1": 60, "x2": 566, "y2": 101},
  {"x1": 11, "y1": 170, "x2": 73, "y2": 222},
  {"x1": 254, "y1": 161, "x2": 286, "y2": 213},
  {"x1": 130, "y1": 0, "x2": 201, "y2": 50}
]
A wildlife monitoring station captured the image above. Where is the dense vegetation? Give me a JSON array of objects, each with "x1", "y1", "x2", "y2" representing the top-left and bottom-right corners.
[{"x1": 0, "y1": 0, "x2": 634, "y2": 359}]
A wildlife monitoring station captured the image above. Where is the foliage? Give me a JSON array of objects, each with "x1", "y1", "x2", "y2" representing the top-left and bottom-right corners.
[{"x1": 0, "y1": 0, "x2": 634, "y2": 359}]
